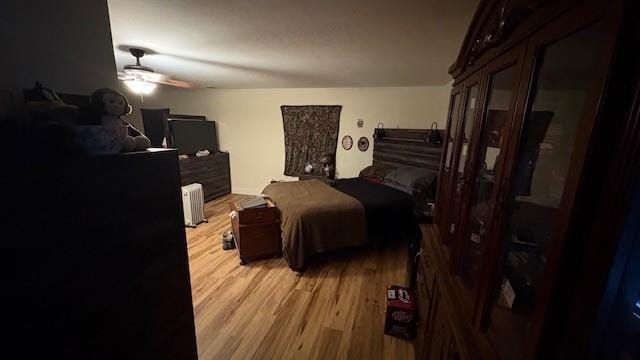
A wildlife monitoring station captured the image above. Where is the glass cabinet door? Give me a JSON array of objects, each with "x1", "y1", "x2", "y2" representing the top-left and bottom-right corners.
[
  {"x1": 459, "y1": 65, "x2": 519, "y2": 295},
  {"x1": 437, "y1": 91, "x2": 462, "y2": 242},
  {"x1": 444, "y1": 93, "x2": 462, "y2": 174},
  {"x1": 486, "y1": 26, "x2": 605, "y2": 359},
  {"x1": 448, "y1": 84, "x2": 480, "y2": 240}
]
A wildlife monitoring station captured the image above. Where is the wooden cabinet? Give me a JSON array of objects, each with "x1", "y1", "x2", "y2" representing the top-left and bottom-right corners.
[
  {"x1": 415, "y1": 256, "x2": 435, "y2": 358},
  {"x1": 230, "y1": 201, "x2": 282, "y2": 264},
  {"x1": 423, "y1": 0, "x2": 640, "y2": 359},
  {"x1": 415, "y1": 233, "x2": 465, "y2": 360},
  {"x1": 179, "y1": 151, "x2": 231, "y2": 202},
  {"x1": 436, "y1": 87, "x2": 463, "y2": 248}
]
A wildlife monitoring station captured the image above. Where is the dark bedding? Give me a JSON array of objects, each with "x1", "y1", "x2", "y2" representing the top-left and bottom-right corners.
[{"x1": 333, "y1": 178, "x2": 422, "y2": 246}]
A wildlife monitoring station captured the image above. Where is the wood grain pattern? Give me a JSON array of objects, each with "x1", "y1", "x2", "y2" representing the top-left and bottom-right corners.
[
  {"x1": 433, "y1": 1, "x2": 628, "y2": 358},
  {"x1": 186, "y1": 194, "x2": 416, "y2": 360},
  {"x1": 372, "y1": 128, "x2": 444, "y2": 172},
  {"x1": 179, "y1": 152, "x2": 231, "y2": 202},
  {"x1": 231, "y1": 200, "x2": 282, "y2": 263}
]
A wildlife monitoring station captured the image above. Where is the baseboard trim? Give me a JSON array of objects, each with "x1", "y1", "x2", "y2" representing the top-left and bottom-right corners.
[{"x1": 232, "y1": 187, "x2": 262, "y2": 196}]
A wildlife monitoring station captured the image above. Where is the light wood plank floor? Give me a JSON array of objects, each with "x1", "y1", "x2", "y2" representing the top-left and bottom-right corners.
[{"x1": 185, "y1": 194, "x2": 416, "y2": 360}]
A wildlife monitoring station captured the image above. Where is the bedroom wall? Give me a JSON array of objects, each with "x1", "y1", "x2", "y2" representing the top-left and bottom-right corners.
[
  {"x1": 0, "y1": 0, "x2": 119, "y2": 114},
  {"x1": 135, "y1": 86, "x2": 451, "y2": 195}
]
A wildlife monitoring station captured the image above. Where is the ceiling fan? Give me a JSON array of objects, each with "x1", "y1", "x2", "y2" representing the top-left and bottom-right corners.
[{"x1": 118, "y1": 48, "x2": 193, "y2": 95}]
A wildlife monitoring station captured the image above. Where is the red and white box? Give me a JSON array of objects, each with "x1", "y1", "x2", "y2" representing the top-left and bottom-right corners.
[{"x1": 384, "y1": 285, "x2": 417, "y2": 338}]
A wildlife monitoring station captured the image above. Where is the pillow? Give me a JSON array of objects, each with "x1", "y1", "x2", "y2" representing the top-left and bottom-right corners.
[
  {"x1": 382, "y1": 180, "x2": 413, "y2": 194},
  {"x1": 413, "y1": 172, "x2": 438, "y2": 200},
  {"x1": 362, "y1": 175, "x2": 383, "y2": 184},
  {"x1": 383, "y1": 166, "x2": 437, "y2": 197},
  {"x1": 359, "y1": 164, "x2": 396, "y2": 182}
]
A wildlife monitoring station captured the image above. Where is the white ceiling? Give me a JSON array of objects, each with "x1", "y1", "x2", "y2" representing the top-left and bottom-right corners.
[{"x1": 107, "y1": 0, "x2": 478, "y2": 89}]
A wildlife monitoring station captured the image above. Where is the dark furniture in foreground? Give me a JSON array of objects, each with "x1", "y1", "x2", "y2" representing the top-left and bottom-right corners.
[
  {"x1": 421, "y1": 0, "x2": 640, "y2": 359},
  {"x1": 0, "y1": 89, "x2": 16, "y2": 122},
  {"x1": 179, "y1": 151, "x2": 231, "y2": 202},
  {"x1": 4, "y1": 149, "x2": 197, "y2": 360},
  {"x1": 230, "y1": 200, "x2": 282, "y2": 264}
]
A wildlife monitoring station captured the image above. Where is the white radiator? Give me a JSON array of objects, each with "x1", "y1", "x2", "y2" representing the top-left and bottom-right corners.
[{"x1": 182, "y1": 183, "x2": 205, "y2": 227}]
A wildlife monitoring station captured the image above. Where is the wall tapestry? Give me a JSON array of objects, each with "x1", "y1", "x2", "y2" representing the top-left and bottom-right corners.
[{"x1": 281, "y1": 105, "x2": 341, "y2": 176}]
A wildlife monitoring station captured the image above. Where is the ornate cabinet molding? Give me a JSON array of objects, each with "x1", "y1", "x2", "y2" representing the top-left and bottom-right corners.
[
  {"x1": 467, "y1": 0, "x2": 545, "y2": 64},
  {"x1": 449, "y1": 0, "x2": 567, "y2": 78}
]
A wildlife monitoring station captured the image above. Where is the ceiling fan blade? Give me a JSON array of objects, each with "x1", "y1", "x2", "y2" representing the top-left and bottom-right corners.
[
  {"x1": 119, "y1": 47, "x2": 196, "y2": 89},
  {"x1": 153, "y1": 77, "x2": 194, "y2": 89}
]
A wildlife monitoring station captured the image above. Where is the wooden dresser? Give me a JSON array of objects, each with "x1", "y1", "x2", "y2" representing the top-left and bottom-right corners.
[
  {"x1": 4, "y1": 149, "x2": 198, "y2": 360},
  {"x1": 230, "y1": 200, "x2": 281, "y2": 264},
  {"x1": 179, "y1": 151, "x2": 231, "y2": 202}
]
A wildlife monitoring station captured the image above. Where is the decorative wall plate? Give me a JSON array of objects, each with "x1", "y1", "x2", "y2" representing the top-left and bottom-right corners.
[
  {"x1": 358, "y1": 136, "x2": 369, "y2": 152},
  {"x1": 342, "y1": 135, "x2": 353, "y2": 150}
]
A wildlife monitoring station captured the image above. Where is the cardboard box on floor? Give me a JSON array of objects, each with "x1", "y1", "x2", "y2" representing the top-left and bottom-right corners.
[{"x1": 384, "y1": 285, "x2": 417, "y2": 338}]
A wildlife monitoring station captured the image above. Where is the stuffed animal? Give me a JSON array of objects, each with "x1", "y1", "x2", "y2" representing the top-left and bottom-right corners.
[
  {"x1": 321, "y1": 153, "x2": 335, "y2": 179},
  {"x1": 90, "y1": 88, "x2": 151, "y2": 152}
]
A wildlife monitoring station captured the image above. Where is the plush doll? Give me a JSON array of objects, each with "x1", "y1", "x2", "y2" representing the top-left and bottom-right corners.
[
  {"x1": 90, "y1": 88, "x2": 151, "y2": 152},
  {"x1": 321, "y1": 153, "x2": 336, "y2": 179}
]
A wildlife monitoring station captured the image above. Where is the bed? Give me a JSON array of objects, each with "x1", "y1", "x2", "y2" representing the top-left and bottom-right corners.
[{"x1": 263, "y1": 128, "x2": 444, "y2": 271}]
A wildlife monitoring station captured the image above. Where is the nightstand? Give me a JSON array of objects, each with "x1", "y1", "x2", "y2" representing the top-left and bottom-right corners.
[{"x1": 230, "y1": 200, "x2": 281, "y2": 264}]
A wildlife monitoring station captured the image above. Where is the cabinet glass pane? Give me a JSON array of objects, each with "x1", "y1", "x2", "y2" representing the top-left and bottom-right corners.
[
  {"x1": 444, "y1": 93, "x2": 462, "y2": 171},
  {"x1": 487, "y1": 27, "x2": 603, "y2": 359},
  {"x1": 457, "y1": 85, "x2": 480, "y2": 177},
  {"x1": 448, "y1": 85, "x2": 480, "y2": 236},
  {"x1": 460, "y1": 66, "x2": 518, "y2": 290}
]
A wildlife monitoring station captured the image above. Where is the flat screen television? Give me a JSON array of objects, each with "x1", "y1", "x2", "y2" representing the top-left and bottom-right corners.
[{"x1": 168, "y1": 119, "x2": 219, "y2": 155}]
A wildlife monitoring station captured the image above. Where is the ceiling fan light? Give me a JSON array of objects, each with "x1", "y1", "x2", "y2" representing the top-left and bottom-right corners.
[{"x1": 124, "y1": 78, "x2": 156, "y2": 95}]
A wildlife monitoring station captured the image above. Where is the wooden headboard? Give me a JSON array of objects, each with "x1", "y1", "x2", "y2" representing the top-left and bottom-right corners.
[{"x1": 372, "y1": 128, "x2": 445, "y2": 172}]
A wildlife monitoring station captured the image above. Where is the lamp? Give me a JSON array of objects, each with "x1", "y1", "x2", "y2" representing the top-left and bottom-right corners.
[{"x1": 124, "y1": 78, "x2": 156, "y2": 95}]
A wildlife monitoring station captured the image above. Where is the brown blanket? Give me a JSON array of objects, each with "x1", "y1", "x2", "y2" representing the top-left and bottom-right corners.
[{"x1": 262, "y1": 180, "x2": 366, "y2": 271}]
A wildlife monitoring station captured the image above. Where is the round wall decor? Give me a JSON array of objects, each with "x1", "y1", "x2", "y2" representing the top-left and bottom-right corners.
[
  {"x1": 341, "y1": 135, "x2": 353, "y2": 150},
  {"x1": 357, "y1": 136, "x2": 369, "y2": 152}
]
